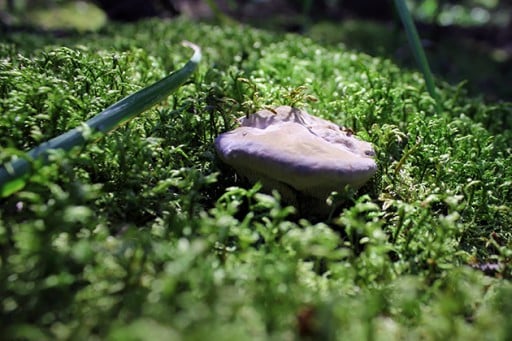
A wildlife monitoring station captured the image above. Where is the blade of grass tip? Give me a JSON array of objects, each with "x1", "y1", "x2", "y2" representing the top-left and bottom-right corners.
[
  {"x1": 393, "y1": 0, "x2": 442, "y2": 114},
  {"x1": 0, "y1": 41, "x2": 201, "y2": 198}
]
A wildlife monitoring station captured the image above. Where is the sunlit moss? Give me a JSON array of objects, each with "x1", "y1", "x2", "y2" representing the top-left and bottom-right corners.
[
  {"x1": 26, "y1": 1, "x2": 107, "y2": 32},
  {"x1": 0, "y1": 17, "x2": 511, "y2": 340}
]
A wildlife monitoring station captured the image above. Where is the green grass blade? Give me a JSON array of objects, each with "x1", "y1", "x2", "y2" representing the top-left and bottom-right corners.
[
  {"x1": 203, "y1": 0, "x2": 236, "y2": 25},
  {"x1": 0, "y1": 41, "x2": 201, "y2": 198},
  {"x1": 394, "y1": 0, "x2": 441, "y2": 114}
]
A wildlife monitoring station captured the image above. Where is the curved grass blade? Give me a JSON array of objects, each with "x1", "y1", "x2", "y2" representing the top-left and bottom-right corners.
[
  {"x1": 0, "y1": 41, "x2": 201, "y2": 197},
  {"x1": 394, "y1": 0, "x2": 441, "y2": 114}
]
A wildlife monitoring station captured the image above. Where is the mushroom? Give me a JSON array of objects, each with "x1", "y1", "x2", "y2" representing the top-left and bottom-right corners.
[{"x1": 214, "y1": 106, "x2": 377, "y2": 213}]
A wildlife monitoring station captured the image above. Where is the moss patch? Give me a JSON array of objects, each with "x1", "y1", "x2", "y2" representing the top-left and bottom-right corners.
[{"x1": 1, "y1": 18, "x2": 511, "y2": 339}]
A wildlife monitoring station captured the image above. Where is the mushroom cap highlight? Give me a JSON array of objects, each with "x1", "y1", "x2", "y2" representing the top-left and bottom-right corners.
[{"x1": 215, "y1": 106, "x2": 377, "y2": 200}]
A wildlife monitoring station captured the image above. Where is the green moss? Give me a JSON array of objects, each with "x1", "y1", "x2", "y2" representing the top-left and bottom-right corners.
[
  {"x1": 307, "y1": 19, "x2": 512, "y2": 102},
  {"x1": 0, "y1": 18, "x2": 511, "y2": 339},
  {"x1": 26, "y1": 1, "x2": 107, "y2": 32}
]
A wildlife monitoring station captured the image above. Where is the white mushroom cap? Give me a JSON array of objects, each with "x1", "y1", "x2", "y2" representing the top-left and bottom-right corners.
[{"x1": 215, "y1": 106, "x2": 377, "y2": 204}]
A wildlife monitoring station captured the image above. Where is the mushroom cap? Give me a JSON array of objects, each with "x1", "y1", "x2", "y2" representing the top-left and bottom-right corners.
[{"x1": 215, "y1": 106, "x2": 377, "y2": 200}]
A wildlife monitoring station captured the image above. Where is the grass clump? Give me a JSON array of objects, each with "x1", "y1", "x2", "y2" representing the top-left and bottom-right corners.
[{"x1": 1, "y1": 18, "x2": 512, "y2": 339}]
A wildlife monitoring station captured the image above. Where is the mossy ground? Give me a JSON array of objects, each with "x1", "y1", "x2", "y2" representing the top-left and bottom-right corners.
[
  {"x1": 306, "y1": 19, "x2": 512, "y2": 102},
  {"x1": 1, "y1": 18, "x2": 512, "y2": 340}
]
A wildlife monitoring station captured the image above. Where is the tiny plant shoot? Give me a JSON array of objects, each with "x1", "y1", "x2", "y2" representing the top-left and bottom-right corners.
[{"x1": 0, "y1": 41, "x2": 201, "y2": 197}]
